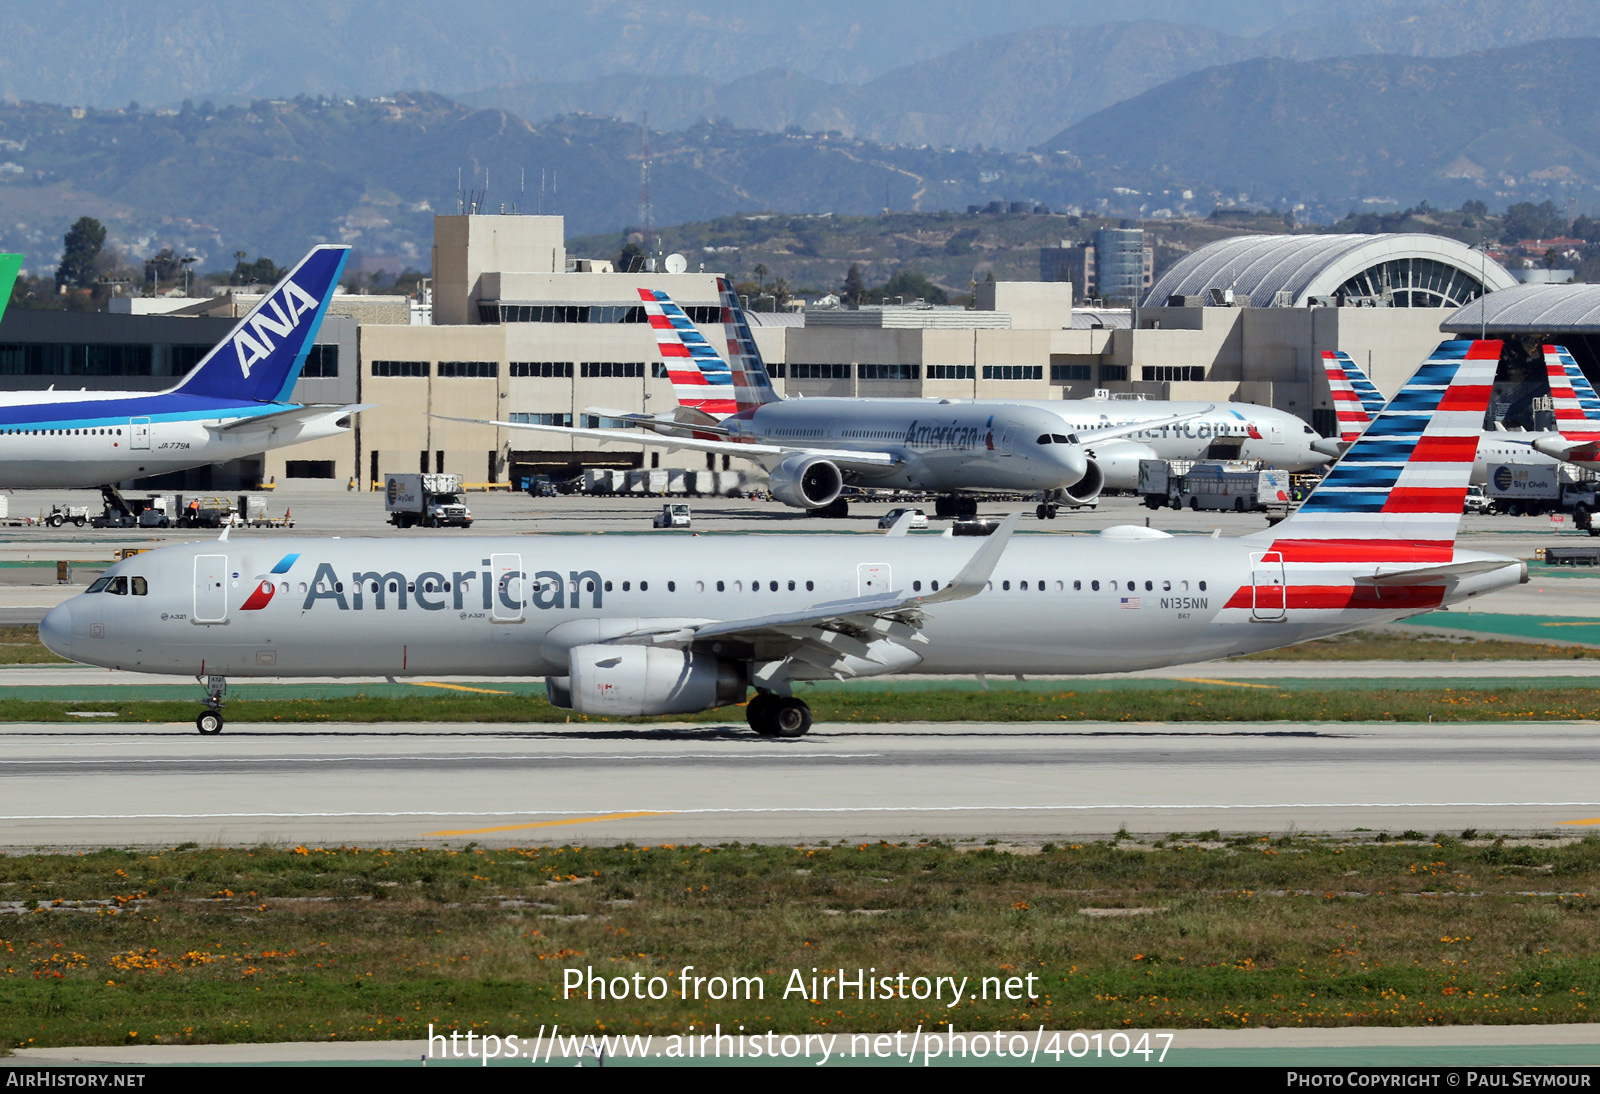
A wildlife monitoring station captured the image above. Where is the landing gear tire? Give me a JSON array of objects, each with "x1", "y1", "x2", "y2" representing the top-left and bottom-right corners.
[
  {"x1": 747, "y1": 693, "x2": 812, "y2": 738},
  {"x1": 746, "y1": 693, "x2": 779, "y2": 736},
  {"x1": 1036, "y1": 503, "x2": 1048, "y2": 520},
  {"x1": 769, "y1": 697, "x2": 812, "y2": 738},
  {"x1": 197, "y1": 674, "x2": 227, "y2": 736}
]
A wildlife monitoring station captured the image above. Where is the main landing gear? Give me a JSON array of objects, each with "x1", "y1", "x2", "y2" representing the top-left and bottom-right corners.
[
  {"x1": 745, "y1": 692, "x2": 813, "y2": 738},
  {"x1": 1035, "y1": 503, "x2": 1059, "y2": 520},
  {"x1": 808, "y1": 498, "x2": 849, "y2": 518},
  {"x1": 196, "y1": 675, "x2": 227, "y2": 735},
  {"x1": 934, "y1": 496, "x2": 978, "y2": 520}
]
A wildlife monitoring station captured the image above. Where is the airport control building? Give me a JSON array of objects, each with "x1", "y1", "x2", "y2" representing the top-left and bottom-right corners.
[{"x1": 1, "y1": 214, "x2": 1570, "y2": 490}]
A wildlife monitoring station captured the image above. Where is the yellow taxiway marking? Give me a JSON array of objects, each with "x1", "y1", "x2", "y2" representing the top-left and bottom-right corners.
[
  {"x1": 425, "y1": 812, "x2": 673, "y2": 836},
  {"x1": 1174, "y1": 677, "x2": 1282, "y2": 689},
  {"x1": 1558, "y1": 818, "x2": 1600, "y2": 826},
  {"x1": 410, "y1": 682, "x2": 513, "y2": 695},
  {"x1": 1540, "y1": 622, "x2": 1600, "y2": 627}
]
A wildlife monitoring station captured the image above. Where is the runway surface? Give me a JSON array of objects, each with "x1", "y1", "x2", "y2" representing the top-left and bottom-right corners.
[{"x1": 5, "y1": 719, "x2": 1599, "y2": 849}]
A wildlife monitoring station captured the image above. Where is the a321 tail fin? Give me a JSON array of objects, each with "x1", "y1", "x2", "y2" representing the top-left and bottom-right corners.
[
  {"x1": 0, "y1": 254, "x2": 21, "y2": 324},
  {"x1": 1320, "y1": 351, "x2": 1377, "y2": 443},
  {"x1": 1544, "y1": 345, "x2": 1600, "y2": 433},
  {"x1": 171, "y1": 245, "x2": 349, "y2": 403},
  {"x1": 1270, "y1": 339, "x2": 1499, "y2": 557},
  {"x1": 638, "y1": 287, "x2": 739, "y2": 419},
  {"x1": 715, "y1": 276, "x2": 781, "y2": 410}
]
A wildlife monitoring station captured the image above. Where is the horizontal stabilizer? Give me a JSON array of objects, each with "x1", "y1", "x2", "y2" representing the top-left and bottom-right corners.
[
  {"x1": 205, "y1": 403, "x2": 369, "y2": 436},
  {"x1": 1353, "y1": 559, "x2": 1514, "y2": 586}
]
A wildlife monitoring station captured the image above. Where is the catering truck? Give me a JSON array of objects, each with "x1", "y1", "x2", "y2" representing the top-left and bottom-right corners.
[{"x1": 384, "y1": 473, "x2": 473, "y2": 529}]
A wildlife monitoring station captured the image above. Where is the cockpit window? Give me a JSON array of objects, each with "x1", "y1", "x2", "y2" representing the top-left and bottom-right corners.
[
  {"x1": 1036, "y1": 434, "x2": 1053, "y2": 445},
  {"x1": 1053, "y1": 433, "x2": 1072, "y2": 444},
  {"x1": 131, "y1": 576, "x2": 148, "y2": 596},
  {"x1": 86, "y1": 576, "x2": 111, "y2": 594},
  {"x1": 106, "y1": 576, "x2": 128, "y2": 595}
]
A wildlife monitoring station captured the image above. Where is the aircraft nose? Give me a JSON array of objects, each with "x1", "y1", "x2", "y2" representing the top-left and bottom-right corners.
[
  {"x1": 39, "y1": 602, "x2": 72, "y2": 659},
  {"x1": 1057, "y1": 442, "x2": 1088, "y2": 486}
]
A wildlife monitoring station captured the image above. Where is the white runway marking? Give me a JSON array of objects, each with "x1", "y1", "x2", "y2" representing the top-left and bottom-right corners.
[{"x1": 4, "y1": 801, "x2": 1599, "y2": 821}]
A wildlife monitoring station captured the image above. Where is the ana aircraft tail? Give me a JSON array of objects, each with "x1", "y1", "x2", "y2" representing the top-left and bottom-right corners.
[
  {"x1": 1265, "y1": 339, "x2": 1499, "y2": 558},
  {"x1": 0, "y1": 254, "x2": 20, "y2": 323},
  {"x1": 171, "y1": 245, "x2": 349, "y2": 404}
]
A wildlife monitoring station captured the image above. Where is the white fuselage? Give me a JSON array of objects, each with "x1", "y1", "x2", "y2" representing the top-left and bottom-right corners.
[
  {"x1": 725, "y1": 399, "x2": 1085, "y2": 492},
  {"x1": 1005, "y1": 399, "x2": 1331, "y2": 487},
  {"x1": 43, "y1": 530, "x2": 1523, "y2": 682},
  {"x1": 0, "y1": 389, "x2": 354, "y2": 489}
]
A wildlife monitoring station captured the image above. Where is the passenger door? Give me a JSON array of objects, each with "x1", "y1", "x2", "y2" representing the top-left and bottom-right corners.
[{"x1": 193, "y1": 554, "x2": 228, "y2": 624}]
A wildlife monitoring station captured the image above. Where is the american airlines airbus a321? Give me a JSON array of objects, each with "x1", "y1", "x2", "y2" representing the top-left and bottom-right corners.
[
  {"x1": 0, "y1": 245, "x2": 358, "y2": 489},
  {"x1": 444, "y1": 278, "x2": 1204, "y2": 519},
  {"x1": 41, "y1": 340, "x2": 1524, "y2": 738}
]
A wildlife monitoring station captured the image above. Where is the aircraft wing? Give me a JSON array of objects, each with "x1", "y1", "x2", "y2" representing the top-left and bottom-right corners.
[
  {"x1": 431, "y1": 414, "x2": 899, "y2": 468},
  {"x1": 205, "y1": 403, "x2": 370, "y2": 436},
  {"x1": 1074, "y1": 407, "x2": 1209, "y2": 445},
  {"x1": 608, "y1": 514, "x2": 1020, "y2": 676}
]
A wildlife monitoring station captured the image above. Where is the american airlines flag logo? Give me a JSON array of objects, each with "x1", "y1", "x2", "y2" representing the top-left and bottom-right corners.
[{"x1": 1120, "y1": 597, "x2": 1142, "y2": 609}]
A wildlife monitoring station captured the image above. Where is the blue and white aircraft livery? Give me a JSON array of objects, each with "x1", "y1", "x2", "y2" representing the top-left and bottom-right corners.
[
  {"x1": 42, "y1": 340, "x2": 1524, "y2": 738},
  {"x1": 442, "y1": 279, "x2": 1205, "y2": 518},
  {"x1": 0, "y1": 245, "x2": 360, "y2": 488}
]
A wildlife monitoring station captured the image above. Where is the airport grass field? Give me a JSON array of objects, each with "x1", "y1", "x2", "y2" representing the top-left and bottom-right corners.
[
  {"x1": 3, "y1": 682, "x2": 1600, "y2": 726},
  {"x1": 1, "y1": 837, "x2": 1597, "y2": 1048}
]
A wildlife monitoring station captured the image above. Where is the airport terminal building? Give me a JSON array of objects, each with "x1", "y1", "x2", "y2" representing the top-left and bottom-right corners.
[{"x1": 0, "y1": 216, "x2": 1564, "y2": 490}]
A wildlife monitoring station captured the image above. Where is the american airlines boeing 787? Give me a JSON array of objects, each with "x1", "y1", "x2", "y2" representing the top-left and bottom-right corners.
[{"x1": 40, "y1": 340, "x2": 1523, "y2": 737}]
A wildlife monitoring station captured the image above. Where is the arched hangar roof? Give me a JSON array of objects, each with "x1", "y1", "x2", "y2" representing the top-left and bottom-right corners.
[
  {"x1": 1443, "y1": 283, "x2": 1600, "y2": 335},
  {"x1": 1144, "y1": 233, "x2": 1517, "y2": 309}
]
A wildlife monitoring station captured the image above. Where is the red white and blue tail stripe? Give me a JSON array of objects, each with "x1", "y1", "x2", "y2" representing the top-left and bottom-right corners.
[
  {"x1": 715, "y1": 277, "x2": 781, "y2": 410},
  {"x1": 1320, "y1": 351, "x2": 1377, "y2": 443},
  {"x1": 1268, "y1": 340, "x2": 1498, "y2": 559},
  {"x1": 638, "y1": 287, "x2": 739, "y2": 418},
  {"x1": 1545, "y1": 345, "x2": 1600, "y2": 436}
]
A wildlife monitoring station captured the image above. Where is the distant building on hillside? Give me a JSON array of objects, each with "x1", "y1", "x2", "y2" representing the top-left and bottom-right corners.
[{"x1": 1040, "y1": 226, "x2": 1153, "y2": 304}]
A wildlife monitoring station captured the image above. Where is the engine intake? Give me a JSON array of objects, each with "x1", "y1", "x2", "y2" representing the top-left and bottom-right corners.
[
  {"x1": 553, "y1": 644, "x2": 744, "y2": 716},
  {"x1": 1052, "y1": 457, "x2": 1104, "y2": 506},
  {"x1": 767, "y1": 453, "x2": 843, "y2": 509}
]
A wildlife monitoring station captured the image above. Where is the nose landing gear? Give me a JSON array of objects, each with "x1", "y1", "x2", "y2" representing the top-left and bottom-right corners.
[{"x1": 196, "y1": 674, "x2": 227, "y2": 735}]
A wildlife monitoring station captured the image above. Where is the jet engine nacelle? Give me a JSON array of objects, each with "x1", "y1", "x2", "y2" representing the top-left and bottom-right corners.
[
  {"x1": 767, "y1": 453, "x2": 844, "y2": 510},
  {"x1": 550, "y1": 644, "x2": 745, "y2": 717},
  {"x1": 1046, "y1": 456, "x2": 1105, "y2": 507},
  {"x1": 1084, "y1": 443, "x2": 1158, "y2": 493}
]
